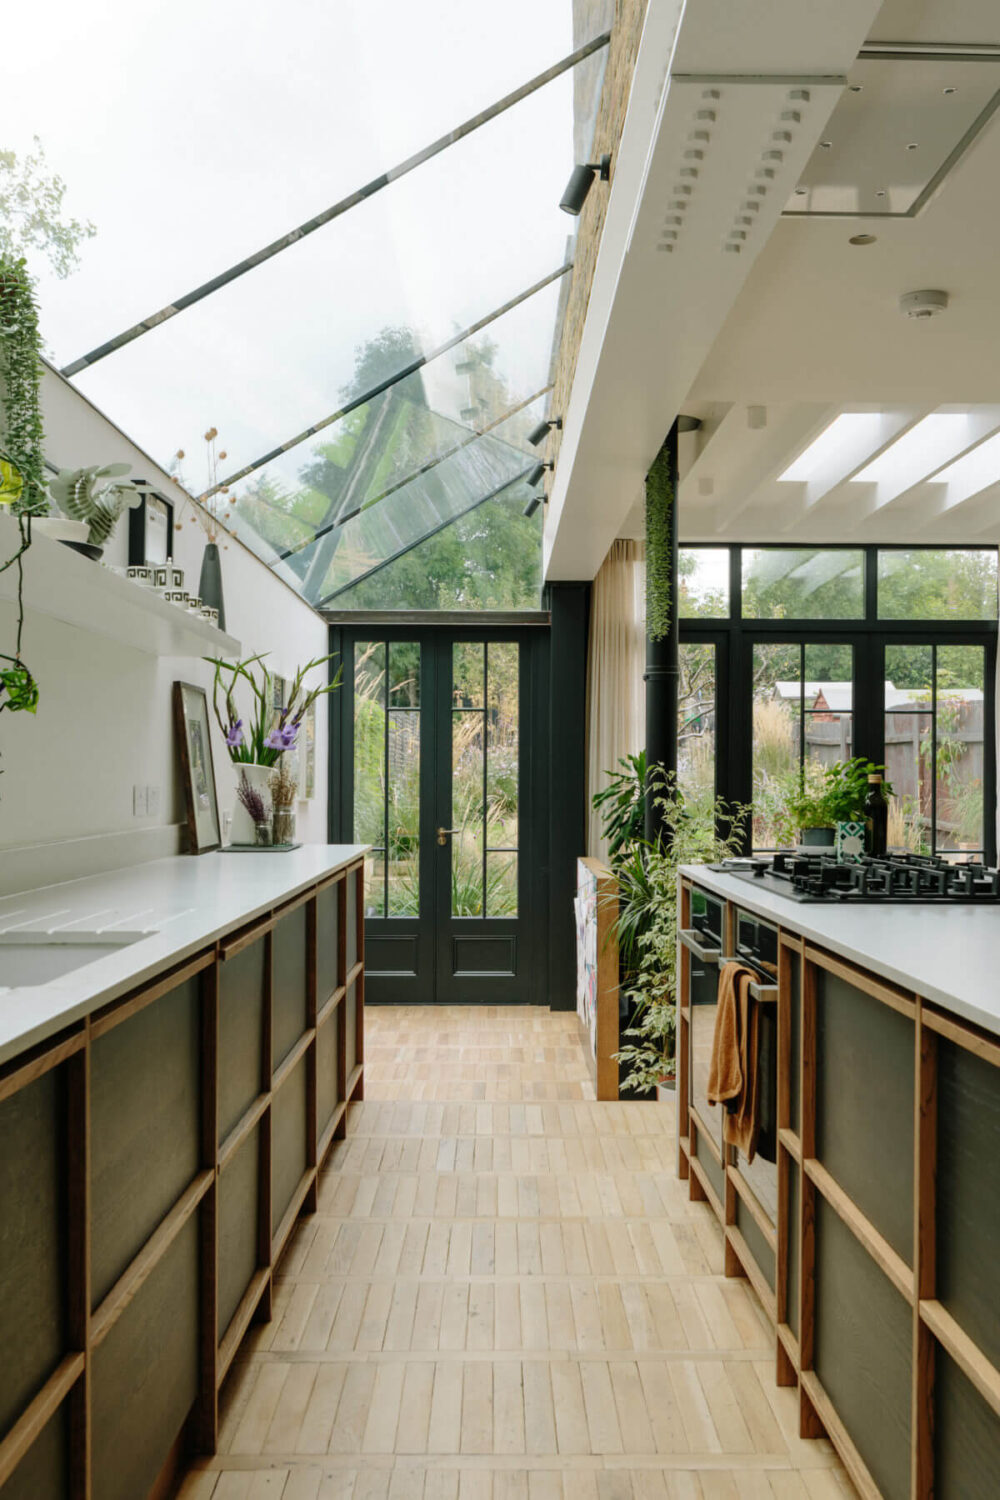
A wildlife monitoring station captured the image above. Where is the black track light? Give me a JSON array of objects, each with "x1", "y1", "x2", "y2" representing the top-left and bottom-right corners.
[
  {"x1": 559, "y1": 154, "x2": 611, "y2": 215},
  {"x1": 525, "y1": 460, "x2": 553, "y2": 489},
  {"x1": 527, "y1": 416, "x2": 563, "y2": 447},
  {"x1": 523, "y1": 494, "x2": 543, "y2": 518}
]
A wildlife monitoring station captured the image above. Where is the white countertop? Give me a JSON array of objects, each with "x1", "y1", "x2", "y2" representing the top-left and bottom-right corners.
[
  {"x1": 0, "y1": 846, "x2": 366, "y2": 1066},
  {"x1": 681, "y1": 863, "x2": 1000, "y2": 1039}
]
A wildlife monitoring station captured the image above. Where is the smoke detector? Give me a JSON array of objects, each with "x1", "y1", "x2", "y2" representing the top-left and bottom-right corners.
[{"x1": 900, "y1": 289, "x2": 949, "y2": 319}]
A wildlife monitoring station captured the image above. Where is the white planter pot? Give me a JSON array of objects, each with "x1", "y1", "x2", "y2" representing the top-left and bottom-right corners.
[{"x1": 231, "y1": 762, "x2": 273, "y2": 845}]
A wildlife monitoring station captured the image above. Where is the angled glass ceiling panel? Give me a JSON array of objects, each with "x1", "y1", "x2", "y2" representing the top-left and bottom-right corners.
[
  {"x1": 326, "y1": 486, "x2": 544, "y2": 612},
  {"x1": 204, "y1": 284, "x2": 560, "y2": 588},
  {"x1": 10, "y1": 1, "x2": 610, "y2": 364},
  {"x1": 291, "y1": 401, "x2": 545, "y2": 605},
  {"x1": 64, "y1": 75, "x2": 583, "y2": 481}
]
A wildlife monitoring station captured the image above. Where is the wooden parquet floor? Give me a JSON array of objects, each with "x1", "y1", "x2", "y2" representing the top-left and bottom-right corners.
[{"x1": 178, "y1": 1007, "x2": 856, "y2": 1500}]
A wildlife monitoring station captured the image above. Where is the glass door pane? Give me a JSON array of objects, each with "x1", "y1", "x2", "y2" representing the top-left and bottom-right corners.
[
  {"x1": 352, "y1": 640, "x2": 421, "y2": 915},
  {"x1": 884, "y1": 644, "x2": 986, "y2": 859},
  {"x1": 678, "y1": 643, "x2": 716, "y2": 815},
  {"x1": 450, "y1": 641, "x2": 519, "y2": 916},
  {"x1": 751, "y1": 641, "x2": 855, "y2": 851}
]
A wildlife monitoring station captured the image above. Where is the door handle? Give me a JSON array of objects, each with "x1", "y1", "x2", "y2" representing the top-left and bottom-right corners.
[{"x1": 436, "y1": 826, "x2": 461, "y2": 846}]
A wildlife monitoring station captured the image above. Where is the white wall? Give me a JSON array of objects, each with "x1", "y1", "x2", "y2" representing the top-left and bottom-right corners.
[{"x1": 0, "y1": 368, "x2": 330, "y2": 891}]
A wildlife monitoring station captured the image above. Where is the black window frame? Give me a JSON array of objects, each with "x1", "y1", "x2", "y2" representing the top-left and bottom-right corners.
[{"x1": 678, "y1": 544, "x2": 998, "y2": 863}]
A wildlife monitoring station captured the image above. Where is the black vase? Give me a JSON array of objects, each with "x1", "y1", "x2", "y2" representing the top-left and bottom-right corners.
[{"x1": 198, "y1": 542, "x2": 226, "y2": 631}]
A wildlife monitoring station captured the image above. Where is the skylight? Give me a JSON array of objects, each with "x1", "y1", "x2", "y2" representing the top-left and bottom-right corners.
[
  {"x1": 931, "y1": 429, "x2": 1000, "y2": 499},
  {"x1": 4, "y1": 0, "x2": 616, "y2": 610},
  {"x1": 778, "y1": 414, "x2": 883, "y2": 482},
  {"x1": 851, "y1": 414, "x2": 972, "y2": 488}
]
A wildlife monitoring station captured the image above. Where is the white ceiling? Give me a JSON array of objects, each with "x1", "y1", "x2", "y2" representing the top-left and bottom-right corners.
[{"x1": 546, "y1": 0, "x2": 1000, "y2": 573}]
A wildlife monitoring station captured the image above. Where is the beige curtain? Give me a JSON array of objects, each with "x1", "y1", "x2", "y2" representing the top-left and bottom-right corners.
[{"x1": 586, "y1": 539, "x2": 646, "y2": 860}]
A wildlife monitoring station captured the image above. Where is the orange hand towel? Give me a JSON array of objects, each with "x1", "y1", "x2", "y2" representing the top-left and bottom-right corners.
[{"x1": 707, "y1": 961, "x2": 761, "y2": 1162}]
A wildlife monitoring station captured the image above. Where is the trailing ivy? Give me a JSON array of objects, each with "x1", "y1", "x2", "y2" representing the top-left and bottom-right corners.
[
  {"x1": 0, "y1": 253, "x2": 44, "y2": 722},
  {"x1": 0, "y1": 255, "x2": 46, "y2": 513},
  {"x1": 645, "y1": 441, "x2": 673, "y2": 643}
]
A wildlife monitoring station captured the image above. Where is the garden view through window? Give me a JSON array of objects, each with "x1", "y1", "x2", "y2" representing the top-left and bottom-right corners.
[{"x1": 676, "y1": 546, "x2": 997, "y2": 860}]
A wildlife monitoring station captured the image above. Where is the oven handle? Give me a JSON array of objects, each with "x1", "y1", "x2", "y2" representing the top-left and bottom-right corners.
[
  {"x1": 719, "y1": 955, "x2": 778, "y2": 1003},
  {"x1": 679, "y1": 928, "x2": 721, "y2": 964}
]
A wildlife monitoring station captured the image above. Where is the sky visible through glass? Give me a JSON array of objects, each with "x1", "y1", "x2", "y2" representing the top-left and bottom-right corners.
[{"x1": 5, "y1": 0, "x2": 612, "y2": 607}]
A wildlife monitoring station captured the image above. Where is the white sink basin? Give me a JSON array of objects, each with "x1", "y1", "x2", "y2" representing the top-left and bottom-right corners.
[{"x1": 0, "y1": 932, "x2": 148, "y2": 988}]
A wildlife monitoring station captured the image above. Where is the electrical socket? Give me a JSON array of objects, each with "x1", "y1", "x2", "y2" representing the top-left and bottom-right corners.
[
  {"x1": 146, "y1": 784, "x2": 160, "y2": 817},
  {"x1": 132, "y1": 784, "x2": 148, "y2": 817}
]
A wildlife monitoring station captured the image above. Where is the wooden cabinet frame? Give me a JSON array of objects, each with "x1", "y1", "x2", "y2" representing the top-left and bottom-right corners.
[
  {"x1": 0, "y1": 859, "x2": 365, "y2": 1499},
  {"x1": 678, "y1": 879, "x2": 1000, "y2": 1500}
]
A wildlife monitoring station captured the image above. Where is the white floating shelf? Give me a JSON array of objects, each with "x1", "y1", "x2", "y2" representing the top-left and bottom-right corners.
[{"x1": 0, "y1": 516, "x2": 242, "y2": 658}]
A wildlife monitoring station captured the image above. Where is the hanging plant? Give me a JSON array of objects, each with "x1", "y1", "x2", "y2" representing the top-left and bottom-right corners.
[
  {"x1": 0, "y1": 253, "x2": 46, "y2": 719},
  {"x1": 645, "y1": 443, "x2": 673, "y2": 643},
  {"x1": 0, "y1": 256, "x2": 47, "y2": 513}
]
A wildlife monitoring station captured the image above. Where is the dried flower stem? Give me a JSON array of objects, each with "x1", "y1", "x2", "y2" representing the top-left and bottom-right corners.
[
  {"x1": 236, "y1": 769, "x2": 269, "y2": 825},
  {"x1": 269, "y1": 761, "x2": 298, "y2": 807}
]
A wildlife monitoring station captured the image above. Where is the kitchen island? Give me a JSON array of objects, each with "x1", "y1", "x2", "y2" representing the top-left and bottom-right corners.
[
  {"x1": 0, "y1": 846, "x2": 366, "y2": 1500},
  {"x1": 678, "y1": 863, "x2": 1000, "y2": 1500}
]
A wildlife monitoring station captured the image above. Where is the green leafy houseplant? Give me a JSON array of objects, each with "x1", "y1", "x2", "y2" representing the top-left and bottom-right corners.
[
  {"x1": 599, "y1": 769, "x2": 747, "y2": 1095},
  {"x1": 822, "y1": 757, "x2": 891, "y2": 822},
  {"x1": 591, "y1": 751, "x2": 646, "y2": 859}
]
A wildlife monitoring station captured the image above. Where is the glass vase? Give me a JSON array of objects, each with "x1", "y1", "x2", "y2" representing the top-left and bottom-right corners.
[
  {"x1": 255, "y1": 821, "x2": 272, "y2": 848},
  {"x1": 273, "y1": 805, "x2": 296, "y2": 846}
]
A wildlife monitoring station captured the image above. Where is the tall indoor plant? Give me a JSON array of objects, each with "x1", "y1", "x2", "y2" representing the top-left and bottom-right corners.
[{"x1": 597, "y1": 767, "x2": 745, "y2": 1095}]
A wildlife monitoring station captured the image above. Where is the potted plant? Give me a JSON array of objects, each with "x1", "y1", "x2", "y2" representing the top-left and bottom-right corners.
[
  {"x1": 207, "y1": 650, "x2": 342, "y2": 844},
  {"x1": 822, "y1": 757, "x2": 891, "y2": 862},
  {"x1": 786, "y1": 786, "x2": 836, "y2": 850},
  {"x1": 598, "y1": 769, "x2": 746, "y2": 1097}
]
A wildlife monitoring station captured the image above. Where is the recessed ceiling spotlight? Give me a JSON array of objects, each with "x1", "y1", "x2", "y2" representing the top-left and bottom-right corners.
[
  {"x1": 876, "y1": 189, "x2": 887, "y2": 198},
  {"x1": 820, "y1": 140, "x2": 833, "y2": 149},
  {"x1": 943, "y1": 86, "x2": 958, "y2": 95},
  {"x1": 794, "y1": 188, "x2": 807, "y2": 196},
  {"x1": 906, "y1": 142, "x2": 919, "y2": 151},
  {"x1": 849, "y1": 85, "x2": 863, "y2": 93},
  {"x1": 849, "y1": 234, "x2": 877, "y2": 246}
]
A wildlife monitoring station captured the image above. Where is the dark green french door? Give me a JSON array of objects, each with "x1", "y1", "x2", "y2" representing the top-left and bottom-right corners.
[{"x1": 333, "y1": 626, "x2": 546, "y2": 1004}]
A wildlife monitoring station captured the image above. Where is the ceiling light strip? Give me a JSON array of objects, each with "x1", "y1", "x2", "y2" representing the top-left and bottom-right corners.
[
  {"x1": 59, "y1": 31, "x2": 611, "y2": 378},
  {"x1": 275, "y1": 384, "x2": 553, "y2": 562},
  {"x1": 859, "y1": 42, "x2": 1000, "y2": 61},
  {"x1": 201, "y1": 264, "x2": 572, "y2": 498}
]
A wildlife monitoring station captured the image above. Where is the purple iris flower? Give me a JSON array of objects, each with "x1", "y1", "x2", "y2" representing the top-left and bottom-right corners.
[
  {"x1": 265, "y1": 725, "x2": 298, "y2": 751},
  {"x1": 225, "y1": 719, "x2": 244, "y2": 748}
]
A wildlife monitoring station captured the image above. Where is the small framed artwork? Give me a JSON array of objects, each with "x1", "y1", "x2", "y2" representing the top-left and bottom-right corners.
[
  {"x1": 302, "y1": 699, "x2": 317, "y2": 800},
  {"x1": 129, "y1": 489, "x2": 175, "y2": 566},
  {"x1": 173, "y1": 681, "x2": 221, "y2": 853}
]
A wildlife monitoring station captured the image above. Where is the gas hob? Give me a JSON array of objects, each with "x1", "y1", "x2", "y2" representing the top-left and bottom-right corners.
[{"x1": 710, "y1": 851, "x2": 1000, "y2": 904}]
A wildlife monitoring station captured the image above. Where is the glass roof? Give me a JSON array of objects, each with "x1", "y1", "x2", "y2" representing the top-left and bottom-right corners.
[{"x1": 5, "y1": 0, "x2": 613, "y2": 609}]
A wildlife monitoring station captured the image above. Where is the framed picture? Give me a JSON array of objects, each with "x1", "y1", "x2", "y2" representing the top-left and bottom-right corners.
[
  {"x1": 173, "y1": 681, "x2": 221, "y2": 853},
  {"x1": 302, "y1": 699, "x2": 317, "y2": 800},
  {"x1": 129, "y1": 489, "x2": 175, "y2": 566}
]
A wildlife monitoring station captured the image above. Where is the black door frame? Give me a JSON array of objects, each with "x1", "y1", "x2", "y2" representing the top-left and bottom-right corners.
[{"x1": 328, "y1": 618, "x2": 552, "y2": 1005}]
